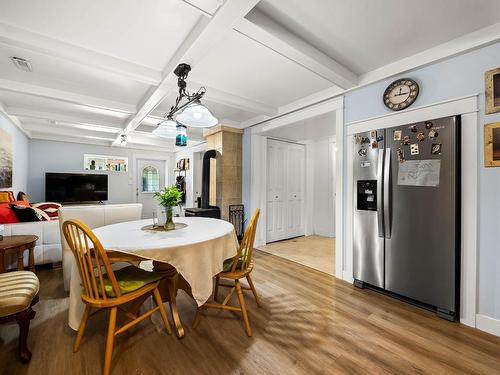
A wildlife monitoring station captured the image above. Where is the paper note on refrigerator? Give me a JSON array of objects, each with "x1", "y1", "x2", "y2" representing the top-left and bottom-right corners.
[{"x1": 397, "y1": 159, "x2": 441, "y2": 187}]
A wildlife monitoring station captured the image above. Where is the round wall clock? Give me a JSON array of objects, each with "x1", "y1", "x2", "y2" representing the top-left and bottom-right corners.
[{"x1": 383, "y1": 78, "x2": 419, "y2": 111}]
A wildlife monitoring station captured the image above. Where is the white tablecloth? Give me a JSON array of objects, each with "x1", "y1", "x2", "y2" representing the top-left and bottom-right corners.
[{"x1": 68, "y1": 217, "x2": 238, "y2": 330}]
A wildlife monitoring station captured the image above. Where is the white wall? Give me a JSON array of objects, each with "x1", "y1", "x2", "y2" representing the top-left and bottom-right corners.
[
  {"x1": 313, "y1": 138, "x2": 336, "y2": 237},
  {"x1": 344, "y1": 42, "x2": 500, "y2": 323},
  {"x1": 0, "y1": 114, "x2": 28, "y2": 194},
  {"x1": 28, "y1": 139, "x2": 174, "y2": 204}
]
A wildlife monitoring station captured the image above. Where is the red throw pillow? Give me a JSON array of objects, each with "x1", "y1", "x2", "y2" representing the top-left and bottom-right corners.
[
  {"x1": 0, "y1": 205, "x2": 19, "y2": 224},
  {"x1": 31, "y1": 202, "x2": 61, "y2": 219}
]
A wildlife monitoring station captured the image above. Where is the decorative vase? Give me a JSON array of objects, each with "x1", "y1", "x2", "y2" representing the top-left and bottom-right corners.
[{"x1": 164, "y1": 206, "x2": 175, "y2": 230}]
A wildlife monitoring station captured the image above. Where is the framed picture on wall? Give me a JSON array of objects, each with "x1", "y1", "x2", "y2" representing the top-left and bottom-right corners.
[
  {"x1": 485, "y1": 67, "x2": 500, "y2": 114},
  {"x1": 0, "y1": 128, "x2": 13, "y2": 188},
  {"x1": 484, "y1": 122, "x2": 500, "y2": 167}
]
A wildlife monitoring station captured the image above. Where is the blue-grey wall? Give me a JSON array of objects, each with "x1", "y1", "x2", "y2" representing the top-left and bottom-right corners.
[
  {"x1": 0, "y1": 113, "x2": 29, "y2": 194},
  {"x1": 28, "y1": 139, "x2": 174, "y2": 204},
  {"x1": 344, "y1": 42, "x2": 500, "y2": 320}
]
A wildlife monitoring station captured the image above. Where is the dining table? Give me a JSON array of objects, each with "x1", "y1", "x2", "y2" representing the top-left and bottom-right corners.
[{"x1": 67, "y1": 216, "x2": 239, "y2": 338}]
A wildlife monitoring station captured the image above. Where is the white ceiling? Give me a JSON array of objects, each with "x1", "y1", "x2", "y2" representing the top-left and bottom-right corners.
[
  {"x1": 0, "y1": 0, "x2": 498, "y2": 151},
  {"x1": 257, "y1": 0, "x2": 500, "y2": 74}
]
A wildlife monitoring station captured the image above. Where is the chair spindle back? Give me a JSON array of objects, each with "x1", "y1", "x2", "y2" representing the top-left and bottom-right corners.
[
  {"x1": 230, "y1": 208, "x2": 260, "y2": 273},
  {"x1": 62, "y1": 219, "x2": 121, "y2": 300}
]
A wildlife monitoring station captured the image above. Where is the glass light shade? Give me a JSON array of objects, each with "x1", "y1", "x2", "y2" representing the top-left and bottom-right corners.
[
  {"x1": 176, "y1": 124, "x2": 187, "y2": 147},
  {"x1": 175, "y1": 100, "x2": 218, "y2": 128},
  {"x1": 153, "y1": 118, "x2": 177, "y2": 139}
]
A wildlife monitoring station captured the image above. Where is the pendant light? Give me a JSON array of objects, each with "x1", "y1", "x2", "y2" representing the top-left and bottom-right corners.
[
  {"x1": 176, "y1": 124, "x2": 187, "y2": 147},
  {"x1": 153, "y1": 116, "x2": 177, "y2": 139},
  {"x1": 152, "y1": 63, "x2": 217, "y2": 142},
  {"x1": 175, "y1": 99, "x2": 218, "y2": 128}
]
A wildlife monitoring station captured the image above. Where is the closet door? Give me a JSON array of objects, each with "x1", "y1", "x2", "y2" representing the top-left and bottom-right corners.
[
  {"x1": 266, "y1": 139, "x2": 305, "y2": 243},
  {"x1": 286, "y1": 143, "x2": 305, "y2": 238},
  {"x1": 266, "y1": 139, "x2": 287, "y2": 242}
]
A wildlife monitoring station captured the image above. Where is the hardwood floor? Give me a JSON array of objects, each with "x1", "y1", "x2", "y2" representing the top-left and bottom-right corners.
[
  {"x1": 1, "y1": 250, "x2": 500, "y2": 374},
  {"x1": 257, "y1": 235, "x2": 335, "y2": 275}
]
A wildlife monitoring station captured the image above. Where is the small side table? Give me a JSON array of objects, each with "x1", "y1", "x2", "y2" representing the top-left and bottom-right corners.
[{"x1": 0, "y1": 235, "x2": 38, "y2": 273}]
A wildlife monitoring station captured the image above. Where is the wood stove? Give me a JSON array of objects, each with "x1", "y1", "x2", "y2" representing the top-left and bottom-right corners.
[{"x1": 185, "y1": 149, "x2": 220, "y2": 219}]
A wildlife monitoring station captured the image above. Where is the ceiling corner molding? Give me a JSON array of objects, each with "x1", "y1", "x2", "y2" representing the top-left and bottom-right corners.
[
  {"x1": 358, "y1": 21, "x2": 500, "y2": 87},
  {"x1": 0, "y1": 102, "x2": 31, "y2": 138}
]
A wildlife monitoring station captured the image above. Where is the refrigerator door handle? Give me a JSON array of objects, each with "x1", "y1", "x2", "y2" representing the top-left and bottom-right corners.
[
  {"x1": 384, "y1": 147, "x2": 392, "y2": 239},
  {"x1": 377, "y1": 148, "x2": 384, "y2": 238}
]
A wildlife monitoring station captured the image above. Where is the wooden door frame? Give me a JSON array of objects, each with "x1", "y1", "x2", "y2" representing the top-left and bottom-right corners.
[{"x1": 249, "y1": 96, "x2": 344, "y2": 278}]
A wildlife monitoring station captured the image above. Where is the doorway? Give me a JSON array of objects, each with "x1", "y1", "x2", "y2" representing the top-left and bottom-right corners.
[
  {"x1": 136, "y1": 158, "x2": 166, "y2": 219},
  {"x1": 257, "y1": 112, "x2": 337, "y2": 275}
]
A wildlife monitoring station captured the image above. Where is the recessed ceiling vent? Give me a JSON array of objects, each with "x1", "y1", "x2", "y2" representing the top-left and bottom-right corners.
[{"x1": 10, "y1": 57, "x2": 33, "y2": 72}]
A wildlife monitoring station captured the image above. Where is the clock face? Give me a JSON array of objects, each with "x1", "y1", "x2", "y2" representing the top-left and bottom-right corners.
[{"x1": 383, "y1": 79, "x2": 419, "y2": 111}]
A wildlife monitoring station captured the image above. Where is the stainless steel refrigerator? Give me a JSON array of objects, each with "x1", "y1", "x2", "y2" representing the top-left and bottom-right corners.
[{"x1": 353, "y1": 115, "x2": 460, "y2": 320}]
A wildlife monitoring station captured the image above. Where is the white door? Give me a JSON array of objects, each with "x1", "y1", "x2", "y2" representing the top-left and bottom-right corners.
[
  {"x1": 286, "y1": 143, "x2": 305, "y2": 238},
  {"x1": 266, "y1": 139, "x2": 305, "y2": 243},
  {"x1": 136, "y1": 159, "x2": 166, "y2": 219}
]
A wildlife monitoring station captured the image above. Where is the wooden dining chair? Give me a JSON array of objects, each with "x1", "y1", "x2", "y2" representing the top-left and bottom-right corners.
[
  {"x1": 62, "y1": 219, "x2": 172, "y2": 375},
  {"x1": 193, "y1": 208, "x2": 261, "y2": 337}
]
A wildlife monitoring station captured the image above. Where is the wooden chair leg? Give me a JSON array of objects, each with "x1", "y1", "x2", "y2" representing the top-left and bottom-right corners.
[
  {"x1": 214, "y1": 276, "x2": 220, "y2": 302},
  {"x1": 235, "y1": 280, "x2": 252, "y2": 337},
  {"x1": 103, "y1": 307, "x2": 117, "y2": 375},
  {"x1": 16, "y1": 308, "x2": 32, "y2": 363},
  {"x1": 192, "y1": 307, "x2": 202, "y2": 329},
  {"x1": 246, "y1": 275, "x2": 261, "y2": 307},
  {"x1": 73, "y1": 305, "x2": 91, "y2": 353},
  {"x1": 153, "y1": 288, "x2": 172, "y2": 335}
]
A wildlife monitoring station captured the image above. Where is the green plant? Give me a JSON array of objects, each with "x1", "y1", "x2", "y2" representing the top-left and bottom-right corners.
[{"x1": 154, "y1": 185, "x2": 182, "y2": 207}]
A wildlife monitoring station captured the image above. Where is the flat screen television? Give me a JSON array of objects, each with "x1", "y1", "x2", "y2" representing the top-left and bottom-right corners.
[{"x1": 45, "y1": 173, "x2": 108, "y2": 203}]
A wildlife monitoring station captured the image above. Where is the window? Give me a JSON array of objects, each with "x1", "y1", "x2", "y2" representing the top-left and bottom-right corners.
[
  {"x1": 142, "y1": 166, "x2": 160, "y2": 192},
  {"x1": 84, "y1": 154, "x2": 128, "y2": 172}
]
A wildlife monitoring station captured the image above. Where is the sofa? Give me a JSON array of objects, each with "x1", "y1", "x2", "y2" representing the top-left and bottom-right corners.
[
  {"x1": 59, "y1": 203, "x2": 143, "y2": 291},
  {"x1": 2, "y1": 203, "x2": 142, "y2": 291}
]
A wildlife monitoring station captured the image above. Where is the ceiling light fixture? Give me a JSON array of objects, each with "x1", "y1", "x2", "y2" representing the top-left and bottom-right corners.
[
  {"x1": 120, "y1": 134, "x2": 127, "y2": 147},
  {"x1": 10, "y1": 57, "x2": 33, "y2": 72},
  {"x1": 176, "y1": 124, "x2": 187, "y2": 147},
  {"x1": 152, "y1": 115, "x2": 177, "y2": 139},
  {"x1": 153, "y1": 63, "x2": 218, "y2": 144}
]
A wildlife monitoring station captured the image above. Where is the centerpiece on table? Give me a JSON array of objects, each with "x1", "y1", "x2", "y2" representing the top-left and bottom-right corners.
[{"x1": 154, "y1": 185, "x2": 182, "y2": 230}]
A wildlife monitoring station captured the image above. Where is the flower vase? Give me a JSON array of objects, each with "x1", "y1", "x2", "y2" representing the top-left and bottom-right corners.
[{"x1": 164, "y1": 206, "x2": 175, "y2": 230}]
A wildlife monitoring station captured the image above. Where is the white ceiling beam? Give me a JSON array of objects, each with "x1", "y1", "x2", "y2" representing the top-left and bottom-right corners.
[
  {"x1": 198, "y1": 82, "x2": 277, "y2": 116},
  {"x1": 0, "y1": 22, "x2": 161, "y2": 85},
  {"x1": 0, "y1": 102, "x2": 31, "y2": 138},
  {"x1": 6, "y1": 107, "x2": 125, "y2": 130},
  {"x1": 114, "y1": 0, "x2": 261, "y2": 145},
  {"x1": 235, "y1": 9, "x2": 358, "y2": 89},
  {"x1": 0, "y1": 79, "x2": 136, "y2": 114},
  {"x1": 22, "y1": 121, "x2": 116, "y2": 139},
  {"x1": 29, "y1": 132, "x2": 176, "y2": 153},
  {"x1": 0, "y1": 20, "x2": 275, "y2": 116}
]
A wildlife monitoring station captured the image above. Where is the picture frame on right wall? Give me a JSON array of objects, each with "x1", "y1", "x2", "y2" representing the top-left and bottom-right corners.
[
  {"x1": 485, "y1": 67, "x2": 500, "y2": 114},
  {"x1": 484, "y1": 122, "x2": 500, "y2": 167}
]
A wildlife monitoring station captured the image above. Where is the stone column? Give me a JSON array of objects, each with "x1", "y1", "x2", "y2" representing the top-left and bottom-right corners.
[{"x1": 203, "y1": 126, "x2": 243, "y2": 221}]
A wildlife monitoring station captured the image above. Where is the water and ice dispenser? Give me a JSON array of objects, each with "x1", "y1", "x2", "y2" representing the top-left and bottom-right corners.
[{"x1": 357, "y1": 180, "x2": 377, "y2": 211}]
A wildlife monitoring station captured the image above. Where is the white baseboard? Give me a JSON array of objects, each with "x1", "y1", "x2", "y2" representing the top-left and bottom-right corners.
[{"x1": 476, "y1": 314, "x2": 500, "y2": 337}]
